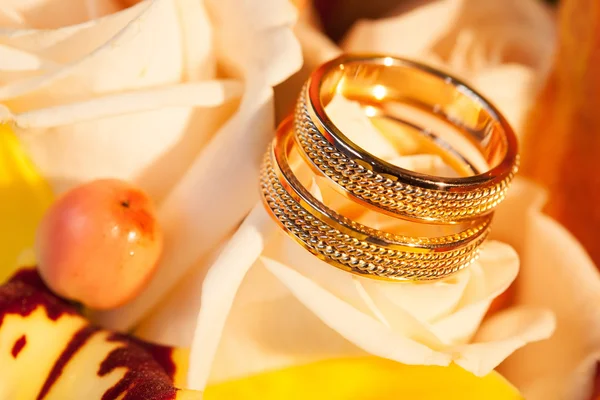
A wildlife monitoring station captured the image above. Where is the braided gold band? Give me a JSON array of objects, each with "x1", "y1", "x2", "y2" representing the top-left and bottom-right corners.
[
  {"x1": 260, "y1": 118, "x2": 490, "y2": 281},
  {"x1": 259, "y1": 55, "x2": 519, "y2": 281},
  {"x1": 296, "y1": 54, "x2": 519, "y2": 223}
]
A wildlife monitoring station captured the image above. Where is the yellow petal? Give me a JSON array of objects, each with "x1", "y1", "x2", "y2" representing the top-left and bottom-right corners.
[
  {"x1": 205, "y1": 357, "x2": 523, "y2": 400},
  {"x1": 0, "y1": 124, "x2": 52, "y2": 282},
  {"x1": 0, "y1": 269, "x2": 202, "y2": 400}
]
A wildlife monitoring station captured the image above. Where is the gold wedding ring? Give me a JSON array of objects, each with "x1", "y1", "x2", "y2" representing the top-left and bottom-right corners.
[
  {"x1": 296, "y1": 55, "x2": 519, "y2": 223},
  {"x1": 262, "y1": 118, "x2": 491, "y2": 280},
  {"x1": 260, "y1": 54, "x2": 519, "y2": 281}
]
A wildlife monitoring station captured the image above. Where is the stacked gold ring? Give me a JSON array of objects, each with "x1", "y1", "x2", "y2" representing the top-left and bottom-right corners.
[
  {"x1": 261, "y1": 119, "x2": 491, "y2": 280},
  {"x1": 260, "y1": 54, "x2": 519, "y2": 281},
  {"x1": 297, "y1": 55, "x2": 519, "y2": 224}
]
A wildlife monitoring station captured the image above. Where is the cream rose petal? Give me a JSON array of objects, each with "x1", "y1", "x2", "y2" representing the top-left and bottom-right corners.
[
  {"x1": 0, "y1": 1, "x2": 176, "y2": 101},
  {"x1": 346, "y1": 241, "x2": 519, "y2": 349},
  {"x1": 3, "y1": 81, "x2": 242, "y2": 128},
  {"x1": 145, "y1": 208, "x2": 362, "y2": 385},
  {"x1": 490, "y1": 179, "x2": 548, "y2": 251},
  {"x1": 91, "y1": 78, "x2": 279, "y2": 330},
  {"x1": 563, "y1": 353, "x2": 600, "y2": 400},
  {"x1": 0, "y1": 44, "x2": 56, "y2": 71},
  {"x1": 261, "y1": 256, "x2": 452, "y2": 366},
  {"x1": 174, "y1": 0, "x2": 215, "y2": 81},
  {"x1": 185, "y1": 204, "x2": 277, "y2": 390},
  {"x1": 0, "y1": 7, "x2": 142, "y2": 65},
  {"x1": 205, "y1": 259, "x2": 366, "y2": 384},
  {"x1": 133, "y1": 247, "x2": 219, "y2": 347},
  {"x1": 452, "y1": 307, "x2": 556, "y2": 376},
  {"x1": 341, "y1": 0, "x2": 464, "y2": 58},
  {"x1": 471, "y1": 65, "x2": 538, "y2": 135},
  {"x1": 343, "y1": 0, "x2": 554, "y2": 73},
  {"x1": 431, "y1": 260, "x2": 519, "y2": 343},
  {"x1": 359, "y1": 268, "x2": 470, "y2": 323},
  {"x1": 206, "y1": 0, "x2": 302, "y2": 85},
  {"x1": 0, "y1": 0, "x2": 122, "y2": 29},
  {"x1": 325, "y1": 94, "x2": 399, "y2": 160},
  {"x1": 1, "y1": 0, "x2": 216, "y2": 200},
  {"x1": 454, "y1": 243, "x2": 519, "y2": 308},
  {"x1": 0, "y1": 6, "x2": 23, "y2": 26},
  {"x1": 12, "y1": 98, "x2": 238, "y2": 200},
  {"x1": 352, "y1": 277, "x2": 454, "y2": 349},
  {"x1": 274, "y1": 14, "x2": 341, "y2": 118},
  {"x1": 268, "y1": 233, "x2": 391, "y2": 320},
  {"x1": 183, "y1": 207, "x2": 549, "y2": 382},
  {"x1": 427, "y1": 242, "x2": 520, "y2": 344},
  {"x1": 494, "y1": 184, "x2": 600, "y2": 400},
  {"x1": 265, "y1": 252, "x2": 552, "y2": 377}
]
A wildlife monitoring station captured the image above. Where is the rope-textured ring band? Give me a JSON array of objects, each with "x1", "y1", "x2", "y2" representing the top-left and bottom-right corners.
[
  {"x1": 260, "y1": 118, "x2": 491, "y2": 280},
  {"x1": 295, "y1": 54, "x2": 519, "y2": 223}
]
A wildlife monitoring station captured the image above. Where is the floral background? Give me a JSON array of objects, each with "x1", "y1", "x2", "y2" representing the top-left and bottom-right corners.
[{"x1": 0, "y1": 0, "x2": 599, "y2": 399}]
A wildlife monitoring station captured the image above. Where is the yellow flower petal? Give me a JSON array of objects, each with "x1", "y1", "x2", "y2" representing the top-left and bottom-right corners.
[
  {"x1": 205, "y1": 357, "x2": 523, "y2": 400},
  {"x1": 0, "y1": 269, "x2": 202, "y2": 400},
  {"x1": 0, "y1": 124, "x2": 52, "y2": 282}
]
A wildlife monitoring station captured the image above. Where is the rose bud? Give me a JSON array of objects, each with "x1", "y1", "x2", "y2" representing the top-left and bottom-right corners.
[{"x1": 35, "y1": 179, "x2": 163, "y2": 310}]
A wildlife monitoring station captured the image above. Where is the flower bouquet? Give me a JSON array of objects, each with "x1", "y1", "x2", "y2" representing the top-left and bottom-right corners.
[{"x1": 1, "y1": 0, "x2": 599, "y2": 399}]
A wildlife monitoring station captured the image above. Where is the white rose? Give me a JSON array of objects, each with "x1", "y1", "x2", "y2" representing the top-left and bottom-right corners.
[
  {"x1": 0, "y1": 0, "x2": 302, "y2": 329},
  {"x1": 134, "y1": 96, "x2": 554, "y2": 391}
]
